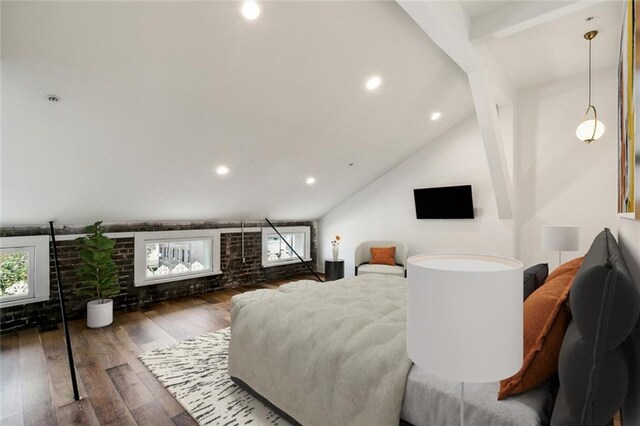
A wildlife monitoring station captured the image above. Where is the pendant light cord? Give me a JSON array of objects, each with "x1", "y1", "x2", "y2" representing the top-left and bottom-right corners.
[{"x1": 588, "y1": 37, "x2": 592, "y2": 107}]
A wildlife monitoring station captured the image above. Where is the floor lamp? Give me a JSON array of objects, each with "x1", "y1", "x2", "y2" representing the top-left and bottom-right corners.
[
  {"x1": 407, "y1": 254, "x2": 523, "y2": 426},
  {"x1": 541, "y1": 225, "x2": 580, "y2": 267}
]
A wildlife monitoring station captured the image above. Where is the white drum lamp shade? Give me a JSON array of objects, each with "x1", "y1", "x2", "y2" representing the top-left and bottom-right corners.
[
  {"x1": 541, "y1": 226, "x2": 580, "y2": 252},
  {"x1": 407, "y1": 254, "x2": 523, "y2": 383}
]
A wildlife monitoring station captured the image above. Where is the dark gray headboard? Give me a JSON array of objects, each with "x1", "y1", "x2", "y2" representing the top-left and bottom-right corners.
[{"x1": 551, "y1": 228, "x2": 639, "y2": 426}]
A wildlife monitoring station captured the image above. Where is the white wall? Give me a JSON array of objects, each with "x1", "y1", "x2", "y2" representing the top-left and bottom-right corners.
[
  {"x1": 319, "y1": 115, "x2": 515, "y2": 276},
  {"x1": 516, "y1": 67, "x2": 619, "y2": 268},
  {"x1": 319, "y1": 67, "x2": 621, "y2": 274}
]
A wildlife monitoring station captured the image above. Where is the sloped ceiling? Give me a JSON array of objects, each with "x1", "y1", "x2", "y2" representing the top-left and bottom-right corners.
[
  {"x1": 0, "y1": 1, "x2": 473, "y2": 225},
  {"x1": 481, "y1": 1, "x2": 622, "y2": 88}
]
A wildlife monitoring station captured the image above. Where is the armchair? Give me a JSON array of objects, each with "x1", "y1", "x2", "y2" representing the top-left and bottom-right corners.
[{"x1": 354, "y1": 240, "x2": 408, "y2": 277}]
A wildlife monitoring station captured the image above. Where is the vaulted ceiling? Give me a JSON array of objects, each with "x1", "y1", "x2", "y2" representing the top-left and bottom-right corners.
[
  {"x1": 1, "y1": 1, "x2": 473, "y2": 225},
  {"x1": 0, "y1": 1, "x2": 625, "y2": 226}
]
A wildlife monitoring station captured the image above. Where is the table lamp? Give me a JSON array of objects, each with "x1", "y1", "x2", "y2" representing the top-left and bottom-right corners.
[
  {"x1": 541, "y1": 225, "x2": 580, "y2": 266},
  {"x1": 407, "y1": 254, "x2": 523, "y2": 426}
]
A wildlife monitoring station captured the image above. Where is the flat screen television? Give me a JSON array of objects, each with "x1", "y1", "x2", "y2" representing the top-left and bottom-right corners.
[{"x1": 413, "y1": 185, "x2": 474, "y2": 219}]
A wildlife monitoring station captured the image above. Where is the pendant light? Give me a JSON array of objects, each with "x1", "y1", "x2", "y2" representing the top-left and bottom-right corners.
[{"x1": 576, "y1": 30, "x2": 605, "y2": 143}]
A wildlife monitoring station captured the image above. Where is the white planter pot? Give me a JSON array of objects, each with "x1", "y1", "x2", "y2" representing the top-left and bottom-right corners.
[{"x1": 87, "y1": 299, "x2": 113, "y2": 328}]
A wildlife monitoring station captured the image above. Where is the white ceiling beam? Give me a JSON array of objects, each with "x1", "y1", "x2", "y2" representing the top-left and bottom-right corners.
[
  {"x1": 397, "y1": 0, "x2": 514, "y2": 219},
  {"x1": 397, "y1": 0, "x2": 477, "y2": 74},
  {"x1": 468, "y1": 70, "x2": 515, "y2": 220},
  {"x1": 475, "y1": 44, "x2": 516, "y2": 106},
  {"x1": 470, "y1": 0, "x2": 605, "y2": 44}
]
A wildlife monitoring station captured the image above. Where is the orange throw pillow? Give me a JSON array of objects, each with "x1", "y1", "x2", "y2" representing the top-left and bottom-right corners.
[
  {"x1": 498, "y1": 257, "x2": 584, "y2": 400},
  {"x1": 545, "y1": 256, "x2": 584, "y2": 282},
  {"x1": 370, "y1": 247, "x2": 396, "y2": 266}
]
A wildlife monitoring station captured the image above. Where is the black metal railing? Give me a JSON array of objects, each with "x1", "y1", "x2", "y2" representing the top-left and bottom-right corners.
[{"x1": 264, "y1": 218, "x2": 323, "y2": 283}]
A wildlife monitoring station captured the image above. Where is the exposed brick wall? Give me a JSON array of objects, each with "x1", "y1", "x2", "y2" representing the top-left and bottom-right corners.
[{"x1": 0, "y1": 220, "x2": 318, "y2": 333}]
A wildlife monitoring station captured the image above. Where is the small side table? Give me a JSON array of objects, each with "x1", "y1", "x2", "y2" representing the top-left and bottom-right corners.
[{"x1": 325, "y1": 259, "x2": 345, "y2": 282}]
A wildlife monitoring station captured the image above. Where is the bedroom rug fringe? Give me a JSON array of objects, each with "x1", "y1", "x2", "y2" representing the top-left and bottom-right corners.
[{"x1": 138, "y1": 327, "x2": 290, "y2": 426}]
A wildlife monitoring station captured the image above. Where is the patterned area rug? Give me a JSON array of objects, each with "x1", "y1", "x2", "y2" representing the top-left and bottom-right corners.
[{"x1": 139, "y1": 327, "x2": 290, "y2": 426}]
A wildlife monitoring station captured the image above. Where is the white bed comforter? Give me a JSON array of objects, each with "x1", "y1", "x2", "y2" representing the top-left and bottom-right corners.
[{"x1": 228, "y1": 275, "x2": 411, "y2": 426}]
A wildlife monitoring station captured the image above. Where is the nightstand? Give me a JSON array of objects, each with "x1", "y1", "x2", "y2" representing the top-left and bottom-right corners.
[{"x1": 324, "y1": 259, "x2": 345, "y2": 281}]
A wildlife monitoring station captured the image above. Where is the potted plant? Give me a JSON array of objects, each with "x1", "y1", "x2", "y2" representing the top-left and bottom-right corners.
[{"x1": 76, "y1": 221, "x2": 120, "y2": 328}]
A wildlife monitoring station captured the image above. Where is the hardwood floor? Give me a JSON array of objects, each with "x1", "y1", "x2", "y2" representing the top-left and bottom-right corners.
[{"x1": 0, "y1": 274, "x2": 317, "y2": 426}]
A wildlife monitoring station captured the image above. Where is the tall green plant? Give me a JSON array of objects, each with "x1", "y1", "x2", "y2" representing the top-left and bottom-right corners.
[{"x1": 76, "y1": 221, "x2": 119, "y2": 303}]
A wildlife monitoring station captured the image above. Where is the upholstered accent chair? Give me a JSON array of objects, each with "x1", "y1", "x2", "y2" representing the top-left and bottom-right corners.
[{"x1": 354, "y1": 241, "x2": 408, "y2": 277}]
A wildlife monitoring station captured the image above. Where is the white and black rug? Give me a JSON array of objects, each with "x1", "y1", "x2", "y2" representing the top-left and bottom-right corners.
[{"x1": 138, "y1": 328, "x2": 289, "y2": 426}]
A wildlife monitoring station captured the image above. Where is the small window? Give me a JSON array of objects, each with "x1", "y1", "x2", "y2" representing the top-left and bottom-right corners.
[
  {"x1": 0, "y1": 236, "x2": 50, "y2": 308},
  {"x1": 262, "y1": 226, "x2": 311, "y2": 267},
  {"x1": 134, "y1": 230, "x2": 221, "y2": 287},
  {"x1": 145, "y1": 239, "x2": 212, "y2": 279}
]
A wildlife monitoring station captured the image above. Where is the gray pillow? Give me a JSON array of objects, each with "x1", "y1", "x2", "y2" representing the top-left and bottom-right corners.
[
  {"x1": 551, "y1": 229, "x2": 638, "y2": 426},
  {"x1": 523, "y1": 263, "x2": 549, "y2": 301}
]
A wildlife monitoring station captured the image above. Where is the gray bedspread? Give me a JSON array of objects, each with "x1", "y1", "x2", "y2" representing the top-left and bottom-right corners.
[
  {"x1": 401, "y1": 365, "x2": 554, "y2": 426},
  {"x1": 229, "y1": 275, "x2": 412, "y2": 426}
]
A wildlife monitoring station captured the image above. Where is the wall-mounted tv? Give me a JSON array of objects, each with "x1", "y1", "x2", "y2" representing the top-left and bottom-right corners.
[{"x1": 413, "y1": 185, "x2": 474, "y2": 219}]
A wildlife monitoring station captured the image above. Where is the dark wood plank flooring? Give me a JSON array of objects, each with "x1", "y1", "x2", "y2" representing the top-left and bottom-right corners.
[{"x1": 0, "y1": 274, "x2": 315, "y2": 425}]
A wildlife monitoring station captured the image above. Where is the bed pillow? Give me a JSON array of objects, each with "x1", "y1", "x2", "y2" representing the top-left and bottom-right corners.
[
  {"x1": 552, "y1": 229, "x2": 639, "y2": 426},
  {"x1": 546, "y1": 257, "x2": 583, "y2": 282},
  {"x1": 523, "y1": 263, "x2": 549, "y2": 301},
  {"x1": 498, "y1": 257, "x2": 584, "y2": 400},
  {"x1": 370, "y1": 247, "x2": 396, "y2": 266}
]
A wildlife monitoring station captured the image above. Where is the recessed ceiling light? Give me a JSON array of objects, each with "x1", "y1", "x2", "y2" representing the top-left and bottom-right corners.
[
  {"x1": 365, "y1": 76, "x2": 382, "y2": 91},
  {"x1": 216, "y1": 165, "x2": 230, "y2": 175},
  {"x1": 306, "y1": 177, "x2": 316, "y2": 185},
  {"x1": 431, "y1": 112, "x2": 441, "y2": 121},
  {"x1": 241, "y1": 0, "x2": 261, "y2": 21}
]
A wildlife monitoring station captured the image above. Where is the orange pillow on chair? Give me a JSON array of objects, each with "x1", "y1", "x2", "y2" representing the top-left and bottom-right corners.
[
  {"x1": 370, "y1": 247, "x2": 396, "y2": 266},
  {"x1": 498, "y1": 257, "x2": 584, "y2": 400}
]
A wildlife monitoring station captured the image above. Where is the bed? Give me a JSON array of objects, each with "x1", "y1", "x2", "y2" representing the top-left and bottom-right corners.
[{"x1": 228, "y1": 229, "x2": 639, "y2": 426}]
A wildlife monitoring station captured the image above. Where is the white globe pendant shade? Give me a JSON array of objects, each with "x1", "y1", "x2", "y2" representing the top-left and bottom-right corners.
[
  {"x1": 576, "y1": 119, "x2": 605, "y2": 143},
  {"x1": 241, "y1": 1, "x2": 261, "y2": 20}
]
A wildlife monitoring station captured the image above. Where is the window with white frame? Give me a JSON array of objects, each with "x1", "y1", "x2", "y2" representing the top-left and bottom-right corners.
[
  {"x1": 134, "y1": 230, "x2": 221, "y2": 287},
  {"x1": 262, "y1": 226, "x2": 311, "y2": 267},
  {"x1": 0, "y1": 235, "x2": 50, "y2": 308}
]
